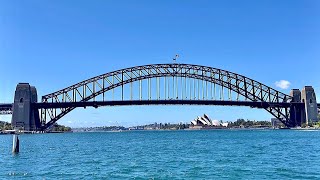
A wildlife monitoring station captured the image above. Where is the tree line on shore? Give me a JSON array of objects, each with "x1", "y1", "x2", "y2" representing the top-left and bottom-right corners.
[
  {"x1": 51, "y1": 123, "x2": 72, "y2": 132},
  {"x1": 2, "y1": 115, "x2": 320, "y2": 131},
  {"x1": 227, "y1": 119, "x2": 271, "y2": 128},
  {"x1": 0, "y1": 121, "x2": 12, "y2": 131},
  {"x1": 0, "y1": 121, "x2": 71, "y2": 132}
]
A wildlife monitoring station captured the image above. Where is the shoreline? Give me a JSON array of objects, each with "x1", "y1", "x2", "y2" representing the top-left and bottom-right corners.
[
  {"x1": 72, "y1": 127, "x2": 320, "y2": 133},
  {"x1": 1, "y1": 127, "x2": 320, "y2": 135}
]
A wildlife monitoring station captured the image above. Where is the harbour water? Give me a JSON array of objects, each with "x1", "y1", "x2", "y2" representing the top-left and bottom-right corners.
[{"x1": 1, "y1": 130, "x2": 320, "y2": 179}]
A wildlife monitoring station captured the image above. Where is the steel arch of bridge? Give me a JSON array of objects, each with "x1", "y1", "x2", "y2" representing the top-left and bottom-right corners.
[{"x1": 41, "y1": 63, "x2": 292, "y2": 128}]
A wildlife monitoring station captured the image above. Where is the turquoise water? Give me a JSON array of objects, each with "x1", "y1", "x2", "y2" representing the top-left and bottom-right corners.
[{"x1": 1, "y1": 130, "x2": 320, "y2": 179}]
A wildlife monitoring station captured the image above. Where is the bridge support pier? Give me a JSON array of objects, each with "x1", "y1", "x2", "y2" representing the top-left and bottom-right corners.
[
  {"x1": 289, "y1": 89, "x2": 304, "y2": 127},
  {"x1": 289, "y1": 86, "x2": 318, "y2": 127},
  {"x1": 301, "y1": 86, "x2": 318, "y2": 126},
  {"x1": 11, "y1": 83, "x2": 41, "y2": 131}
]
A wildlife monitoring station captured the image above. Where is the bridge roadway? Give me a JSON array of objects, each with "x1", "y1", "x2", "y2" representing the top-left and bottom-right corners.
[
  {"x1": 34, "y1": 100, "x2": 303, "y2": 109},
  {"x1": 2, "y1": 101, "x2": 320, "y2": 108},
  {"x1": 0, "y1": 103, "x2": 13, "y2": 115},
  {"x1": 0, "y1": 103, "x2": 13, "y2": 109},
  {"x1": 1, "y1": 101, "x2": 320, "y2": 114}
]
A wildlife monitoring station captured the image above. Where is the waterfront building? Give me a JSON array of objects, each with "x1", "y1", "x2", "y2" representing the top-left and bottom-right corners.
[
  {"x1": 190, "y1": 114, "x2": 228, "y2": 127},
  {"x1": 271, "y1": 118, "x2": 284, "y2": 128}
]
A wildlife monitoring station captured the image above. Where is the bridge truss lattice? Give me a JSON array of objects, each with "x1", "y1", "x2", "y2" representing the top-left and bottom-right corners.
[{"x1": 41, "y1": 64, "x2": 292, "y2": 128}]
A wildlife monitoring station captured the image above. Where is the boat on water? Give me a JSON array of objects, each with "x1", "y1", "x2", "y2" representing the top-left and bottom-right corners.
[{"x1": 279, "y1": 127, "x2": 290, "y2": 130}]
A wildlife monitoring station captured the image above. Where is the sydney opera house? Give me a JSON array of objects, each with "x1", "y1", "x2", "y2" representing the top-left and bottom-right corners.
[{"x1": 190, "y1": 114, "x2": 228, "y2": 128}]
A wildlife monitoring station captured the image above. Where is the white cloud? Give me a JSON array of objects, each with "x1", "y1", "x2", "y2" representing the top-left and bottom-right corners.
[{"x1": 275, "y1": 80, "x2": 291, "y2": 89}]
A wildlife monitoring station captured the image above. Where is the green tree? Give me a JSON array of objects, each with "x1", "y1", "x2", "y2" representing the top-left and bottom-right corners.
[
  {"x1": 0, "y1": 121, "x2": 12, "y2": 131},
  {"x1": 52, "y1": 123, "x2": 71, "y2": 132}
]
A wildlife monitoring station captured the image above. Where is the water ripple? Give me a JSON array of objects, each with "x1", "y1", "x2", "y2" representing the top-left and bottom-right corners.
[{"x1": 1, "y1": 130, "x2": 320, "y2": 179}]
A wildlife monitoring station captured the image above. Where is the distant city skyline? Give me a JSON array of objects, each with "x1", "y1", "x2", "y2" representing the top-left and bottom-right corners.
[{"x1": 1, "y1": 0, "x2": 319, "y2": 127}]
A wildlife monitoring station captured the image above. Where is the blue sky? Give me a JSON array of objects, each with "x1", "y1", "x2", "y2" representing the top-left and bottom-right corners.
[{"x1": 0, "y1": 0, "x2": 319, "y2": 127}]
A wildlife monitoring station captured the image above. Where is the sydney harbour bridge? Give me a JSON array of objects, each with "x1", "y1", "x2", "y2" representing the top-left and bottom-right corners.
[{"x1": 0, "y1": 63, "x2": 319, "y2": 131}]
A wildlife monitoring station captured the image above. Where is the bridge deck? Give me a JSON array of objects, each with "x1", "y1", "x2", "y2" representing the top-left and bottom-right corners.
[
  {"x1": 0, "y1": 103, "x2": 13, "y2": 108},
  {"x1": 0, "y1": 103, "x2": 13, "y2": 115},
  {"x1": 34, "y1": 100, "x2": 303, "y2": 109},
  {"x1": 1, "y1": 102, "x2": 320, "y2": 115}
]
